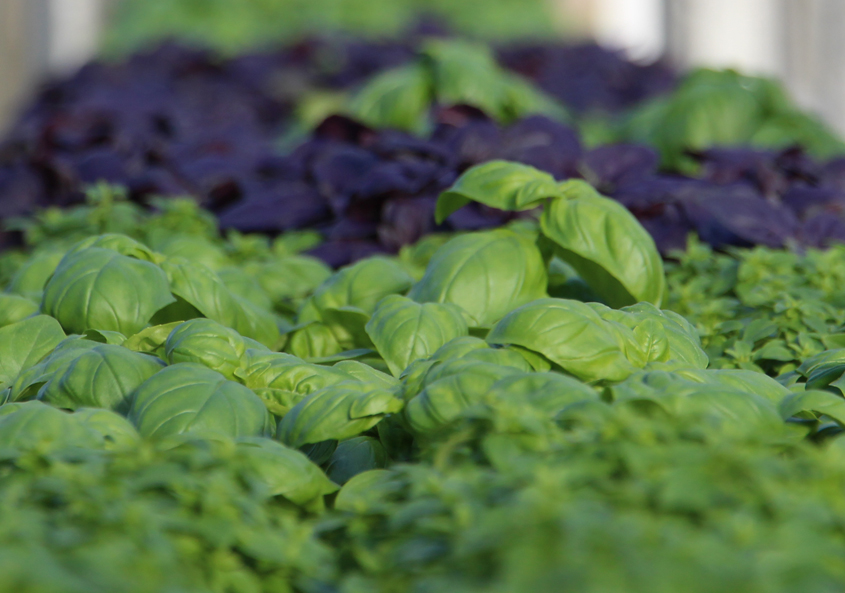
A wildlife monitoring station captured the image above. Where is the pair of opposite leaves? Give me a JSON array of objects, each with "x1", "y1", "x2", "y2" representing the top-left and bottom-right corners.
[{"x1": 434, "y1": 160, "x2": 666, "y2": 309}]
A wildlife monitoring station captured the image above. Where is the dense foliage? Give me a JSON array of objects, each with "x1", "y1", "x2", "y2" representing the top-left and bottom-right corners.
[
  {"x1": 667, "y1": 236, "x2": 845, "y2": 375},
  {"x1": 4, "y1": 32, "x2": 845, "y2": 265},
  {"x1": 623, "y1": 68, "x2": 845, "y2": 170},
  {"x1": 104, "y1": 0, "x2": 561, "y2": 54},
  {"x1": 0, "y1": 164, "x2": 844, "y2": 590}
]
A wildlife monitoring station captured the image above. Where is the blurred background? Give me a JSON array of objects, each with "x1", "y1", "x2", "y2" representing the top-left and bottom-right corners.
[{"x1": 2, "y1": 0, "x2": 844, "y2": 134}]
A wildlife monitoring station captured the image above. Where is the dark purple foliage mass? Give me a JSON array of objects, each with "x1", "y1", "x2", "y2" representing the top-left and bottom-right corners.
[
  {"x1": 1, "y1": 36, "x2": 844, "y2": 264},
  {"x1": 497, "y1": 43, "x2": 676, "y2": 114}
]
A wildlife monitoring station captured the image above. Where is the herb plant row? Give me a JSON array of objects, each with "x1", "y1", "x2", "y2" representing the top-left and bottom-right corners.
[{"x1": 0, "y1": 166, "x2": 844, "y2": 590}]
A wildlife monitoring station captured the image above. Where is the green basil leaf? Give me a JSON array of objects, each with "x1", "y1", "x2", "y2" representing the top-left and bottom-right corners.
[
  {"x1": 0, "y1": 401, "x2": 102, "y2": 452},
  {"x1": 81, "y1": 329, "x2": 127, "y2": 345},
  {"x1": 408, "y1": 229, "x2": 548, "y2": 327},
  {"x1": 305, "y1": 257, "x2": 415, "y2": 317},
  {"x1": 42, "y1": 247, "x2": 175, "y2": 335},
  {"x1": 66, "y1": 233, "x2": 161, "y2": 263},
  {"x1": 123, "y1": 322, "x2": 183, "y2": 357},
  {"x1": 0, "y1": 315, "x2": 66, "y2": 390},
  {"x1": 129, "y1": 363, "x2": 272, "y2": 440},
  {"x1": 38, "y1": 344, "x2": 164, "y2": 413},
  {"x1": 780, "y1": 390, "x2": 845, "y2": 426},
  {"x1": 348, "y1": 63, "x2": 432, "y2": 134},
  {"x1": 288, "y1": 322, "x2": 343, "y2": 359},
  {"x1": 326, "y1": 436, "x2": 388, "y2": 485},
  {"x1": 165, "y1": 318, "x2": 251, "y2": 380},
  {"x1": 435, "y1": 160, "x2": 558, "y2": 223},
  {"x1": 0, "y1": 294, "x2": 39, "y2": 328},
  {"x1": 487, "y1": 298, "x2": 638, "y2": 383},
  {"x1": 488, "y1": 372, "x2": 598, "y2": 414},
  {"x1": 405, "y1": 360, "x2": 523, "y2": 435},
  {"x1": 366, "y1": 295, "x2": 468, "y2": 377},
  {"x1": 236, "y1": 437, "x2": 339, "y2": 508},
  {"x1": 675, "y1": 368, "x2": 791, "y2": 406},
  {"x1": 73, "y1": 407, "x2": 141, "y2": 450},
  {"x1": 160, "y1": 258, "x2": 281, "y2": 349},
  {"x1": 334, "y1": 469, "x2": 404, "y2": 513},
  {"x1": 277, "y1": 382, "x2": 403, "y2": 447},
  {"x1": 253, "y1": 256, "x2": 332, "y2": 309},
  {"x1": 237, "y1": 350, "x2": 352, "y2": 416},
  {"x1": 540, "y1": 180, "x2": 665, "y2": 307},
  {"x1": 7, "y1": 337, "x2": 100, "y2": 403},
  {"x1": 7, "y1": 250, "x2": 64, "y2": 300}
]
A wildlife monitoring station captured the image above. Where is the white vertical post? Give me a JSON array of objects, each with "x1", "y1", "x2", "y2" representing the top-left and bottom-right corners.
[
  {"x1": 780, "y1": 0, "x2": 837, "y2": 130},
  {"x1": 592, "y1": 0, "x2": 666, "y2": 62},
  {"x1": 0, "y1": 0, "x2": 50, "y2": 131},
  {"x1": 47, "y1": 0, "x2": 105, "y2": 74},
  {"x1": 665, "y1": 0, "x2": 785, "y2": 76}
]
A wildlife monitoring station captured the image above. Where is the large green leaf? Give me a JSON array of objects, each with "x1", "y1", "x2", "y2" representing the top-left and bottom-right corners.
[
  {"x1": 236, "y1": 437, "x2": 339, "y2": 508},
  {"x1": 675, "y1": 368, "x2": 790, "y2": 406},
  {"x1": 0, "y1": 294, "x2": 39, "y2": 328},
  {"x1": 365, "y1": 295, "x2": 468, "y2": 377},
  {"x1": 66, "y1": 233, "x2": 161, "y2": 262},
  {"x1": 123, "y1": 322, "x2": 182, "y2": 357},
  {"x1": 250, "y1": 256, "x2": 332, "y2": 312},
  {"x1": 236, "y1": 350, "x2": 352, "y2": 416},
  {"x1": 540, "y1": 180, "x2": 665, "y2": 307},
  {"x1": 348, "y1": 63, "x2": 433, "y2": 134},
  {"x1": 797, "y1": 349, "x2": 845, "y2": 390},
  {"x1": 293, "y1": 257, "x2": 415, "y2": 354},
  {"x1": 423, "y1": 39, "x2": 567, "y2": 125},
  {"x1": 165, "y1": 318, "x2": 252, "y2": 380},
  {"x1": 7, "y1": 250, "x2": 65, "y2": 300},
  {"x1": 42, "y1": 247, "x2": 175, "y2": 335},
  {"x1": 7, "y1": 337, "x2": 100, "y2": 403},
  {"x1": 288, "y1": 322, "x2": 345, "y2": 359},
  {"x1": 277, "y1": 382, "x2": 403, "y2": 447},
  {"x1": 73, "y1": 407, "x2": 141, "y2": 450},
  {"x1": 435, "y1": 160, "x2": 558, "y2": 223},
  {"x1": 408, "y1": 229, "x2": 548, "y2": 327},
  {"x1": 304, "y1": 257, "x2": 415, "y2": 317},
  {"x1": 779, "y1": 390, "x2": 845, "y2": 426},
  {"x1": 596, "y1": 302, "x2": 709, "y2": 369},
  {"x1": 128, "y1": 363, "x2": 272, "y2": 440},
  {"x1": 0, "y1": 315, "x2": 66, "y2": 390},
  {"x1": 487, "y1": 372, "x2": 598, "y2": 414},
  {"x1": 38, "y1": 344, "x2": 164, "y2": 413},
  {"x1": 325, "y1": 436, "x2": 388, "y2": 485},
  {"x1": 404, "y1": 360, "x2": 523, "y2": 435},
  {"x1": 0, "y1": 401, "x2": 103, "y2": 452},
  {"x1": 487, "y1": 298, "x2": 638, "y2": 383},
  {"x1": 160, "y1": 258, "x2": 281, "y2": 349}
]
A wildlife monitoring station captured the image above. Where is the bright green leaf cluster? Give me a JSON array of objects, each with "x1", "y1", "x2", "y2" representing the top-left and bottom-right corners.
[
  {"x1": 623, "y1": 68, "x2": 845, "y2": 171},
  {"x1": 1, "y1": 176, "x2": 845, "y2": 592},
  {"x1": 348, "y1": 40, "x2": 568, "y2": 134}
]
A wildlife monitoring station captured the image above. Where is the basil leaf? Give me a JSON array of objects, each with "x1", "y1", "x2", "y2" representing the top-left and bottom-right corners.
[
  {"x1": 325, "y1": 436, "x2": 388, "y2": 485},
  {"x1": 38, "y1": 344, "x2": 164, "y2": 413},
  {"x1": 0, "y1": 294, "x2": 39, "y2": 328},
  {"x1": 435, "y1": 160, "x2": 558, "y2": 223},
  {"x1": 540, "y1": 180, "x2": 665, "y2": 307},
  {"x1": 165, "y1": 318, "x2": 253, "y2": 380},
  {"x1": 366, "y1": 295, "x2": 468, "y2": 377},
  {"x1": 42, "y1": 247, "x2": 175, "y2": 335},
  {"x1": 236, "y1": 437, "x2": 338, "y2": 508},
  {"x1": 408, "y1": 229, "x2": 548, "y2": 327},
  {"x1": 129, "y1": 363, "x2": 272, "y2": 440},
  {"x1": 0, "y1": 315, "x2": 66, "y2": 390},
  {"x1": 277, "y1": 382, "x2": 403, "y2": 447},
  {"x1": 348, "y1": 63, "x2": 432, "y2": 134},
  {"x1": 487, "y1": 298, "x2": 639, "y2": 383},
  {"x1": 160, "y1": 258, "x2": 281, "y2": 349}
]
